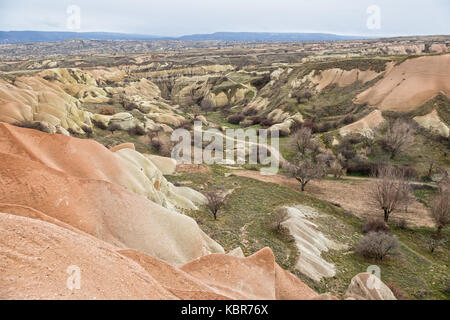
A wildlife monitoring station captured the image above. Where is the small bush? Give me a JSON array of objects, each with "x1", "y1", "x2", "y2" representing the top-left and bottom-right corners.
[
  {"x1": 227, "y1": 114, "x2": 245, "y2": 125},
  {"x1": 395, "y1": 218, "x2": 408, "y2": 230},
  {"x1": 443, "y1": 278, "x2": 450, "y2": 295},
  {"x1": 92, "y1": 119, "x2": 107, "y2": 130},
  {"x1": 340, "y1": 114, "x2": 355, "y2": 125},
  {"x1": 81, "y1": 125, "x2": 93, "y2": 137},
  {"x1": 124, "y1": 101, "x2": 139, "y2": 111},
  {"x1": 251, "y1": 116, "x2": 263, "y2": 125},
  {"x1": 150, "y1": 135, "x2": 171, "y2": 157},
  {"x1": 260, "y1": 118, "x2": 275, "y2": 127},
  {"x1": 362, "y1": 218, "x2": 391, "y2": 234},
  {"x1": 356, "y1": 232, "x2": 398, "y2": 260},
  {"x1": 99, "y1": 106, "x2": 116, "y2": 115},
  {"x1": 128, "y1": 125, "x2": 146, "y2": 136},
  {"x1": 386, "y1": 282, "x2": 409, "y2": 300},
  {"x1": 107, "y1": 122, "x2": 122, "y2": 134},
  {"x1": 302, "y1": 121, "x2": 319, "y2": 133},
  {"x1": 271, "y1": 208, "x2": 289, "y2": 231},
  {"x1": 204, "y1": 191, "x2": 226, "y2": 220},
  {"x1": 346, "y1": 160, "x2": 379, "y2": 176}
]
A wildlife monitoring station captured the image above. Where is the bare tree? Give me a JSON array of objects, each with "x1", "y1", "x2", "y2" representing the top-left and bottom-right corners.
[
  {"x1": 380, "y1": 120, "x2": 414, "y2": 159},
  {"x1": 330, "y1": 159, "x2": 346, "y2": 179},
  {"x1": 424, "y1": 155, "x2": 437, "y2": 180},
  {"x1": 190, "y1": 105, "x2": 202, "y2": 118},
  {"x1": 430, "y1": 187, "x2": 450, "y2": 237},
  {"x1": 370, "y1": 166, "x2": 410, "y2": 222},
  {"x1": 205, "y1": 191, "x2": 226, "y2": 220},
  {"x1": 356, "y1": 231, "x2": 399, "y2": 261},
  {"x1": 271, "y1": 207, "x2": 289, "y2": 231},
  {"x1": 290, "y1": 127, "x2": 314, "y2": 156},
  {"x1": 200, "y1": 99, "x2": 214, "y2": 115},
  {"x1": 287, "y1": 157, "x2": 327, "y2": 191},
  {"x1": 400, "y1": 180, "x2": 413, "y2": 212}
]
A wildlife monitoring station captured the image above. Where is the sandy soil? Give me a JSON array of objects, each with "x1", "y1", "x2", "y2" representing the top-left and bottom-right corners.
[{"x1": 233, "y1": 170, "x2": 434, "y2": 227}]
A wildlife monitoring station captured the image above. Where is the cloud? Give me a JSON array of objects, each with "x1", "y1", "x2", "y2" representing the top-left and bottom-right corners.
[{"x1": 0, "y1": 0, "x2": 448, "y2": 36}]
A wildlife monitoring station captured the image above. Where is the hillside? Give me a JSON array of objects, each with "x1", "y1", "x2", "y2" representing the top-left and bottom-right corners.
[{"x1": 0, "y1": 37, "x2": 449, "y2": 300}]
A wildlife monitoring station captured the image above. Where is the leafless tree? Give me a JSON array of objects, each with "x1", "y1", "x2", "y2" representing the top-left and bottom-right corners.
[
  {"x1": 200, "y1": 99, "x2": 214, "y2": 115},
  {"x1": 271, "y1": 207, "x2": 289, "y2": 231},
  {"x1": 430, "y1": 187, "x2": 450, "y2": 237},
  {"x1": 380, "y1": 120, "x2": 414, "y2": 159},
  {"x1": 205, "y1": 191, "x2": 226, "y2": 220},
  {"x1": 330, "y1": 159, "x2": 346, "y2": 179},
  {"x1": 370, "y1": 166, "x2": 410, "y2": 222},
  {"x1": 287, "y1": 126, "x2": 327, "y2": 191},
  {"x1": 356, "y1": 231, "x2": 399, "y2": 261},
  {"x1": 400, "y1": 180, "x2": 413, "y2": 212},
  {"x1": 290, "y1": 127, "x2": 314, "y2": 156},
  {"x1": 286, "y1": 157, "x2": 327, "y2": 191}
]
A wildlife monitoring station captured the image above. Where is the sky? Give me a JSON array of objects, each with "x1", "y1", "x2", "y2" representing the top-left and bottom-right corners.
[{"x1": 0, "y1": 0, "x2": 449, "y2": 37}]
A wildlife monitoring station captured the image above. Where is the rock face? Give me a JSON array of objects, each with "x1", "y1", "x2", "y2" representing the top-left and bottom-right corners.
[
  {"x1": 0, "y1": 68, "x2": 188, "y2": 137},
  {"x1": 345, "y1": 273, "x2": 397, "y2": 300},
  {"x1": 414, "y1": 109, "x2": 449, "y2": 137},
  {"x1": 339, "y1": 110, "x2": 385, "y2": 138},
  {"x1": 355, "y1": 55, "x2": 450, "y2": 112},
  {"x1": 282, "y1": 206, "x2": 346, "y2": 282},
  {"x1": 0, "y1": 122, "x2": 201, "y2": 211},
  {"x1": 0, "y1": 213, "x2": 178, "y2": 300},
  {"x1": 0, "y1": 211, "x2": 335, "y2": 300},
  {"x1": 311, "y1": 68, "x2": 381, "y2": 93},
  {"x1": 0, "y1": 123, "x2": 222, "y2": 266}
]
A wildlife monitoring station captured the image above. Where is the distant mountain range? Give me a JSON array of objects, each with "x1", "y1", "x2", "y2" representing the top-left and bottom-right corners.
[{"x1": 0, "y1": 31, "x2": 366, "y2": 44}]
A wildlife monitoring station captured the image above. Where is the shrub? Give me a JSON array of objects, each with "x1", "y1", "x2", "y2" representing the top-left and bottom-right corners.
[
  {"x1": 340, "y1": 114, "x2": 355, "y2": 125},
  {"x1": 107, "y1": 122, "x2": 121, "y2": 134},
  {"x1": 430, "y1": 188, "x2": 450, "y2": 236},
  {"x1": 92, "y1": 119, "x2": 107, "y2": 130},
  {"x1": 345, "y1": 160, "x2": 379, "y2": 176},
  {"x1": 444, "y1": 278, "x2": 450, "y2": 295},
  {"x1": 150, "y1": 134, "x2": 172, "y2": 157},
  {"x1": 99, "y1": 106, "x2": 116, "y2": 115},
  {"x1": 302, "y1": 121, "x2": 319, "y2": 133},
  {"x1": 271, "y1": 208, "x2": 289, "y2": 231},
  {"x1": 330, "y1": 160, "x2": 346, "y2": 178},
  {"x1": 362, "y1": 218, "x2": 391, "y2": 234},
  {"x1": 204, "y1": 191, "x2": 226, "y2": 220},
  {"x1": 124, "y1": 101, "x2": 139, "y2": 111},
  {"x1": 128, "y1": 125, "x2": 146, "y2": 136},
  {"x1": 227, "y1": 114, "x2": 245, "y2": 125},
  {"x1": 81, "y1": 125, "x2": 93, "y2": 137},
  {"x1": 243, "y1": 108, "x2": 258, "y2": 116},
  {"x1": 386, "y1": 282, "x2": 409, "y2": 300},
  {"x1": 251, "y1": 116, "x2": 263, "y2": 125},
  {"x1": 395, "y1": 218, "x2": 408, "y2": 230},
  {"x1": 356, "y1": 232, "x2": 399, "y2": 260},
  {"x1": 260, "y1": 118, "x2": 275, "y2": 127},
  {"x1": 250, "y1": 74, "x2": 271, "y2": 90}
]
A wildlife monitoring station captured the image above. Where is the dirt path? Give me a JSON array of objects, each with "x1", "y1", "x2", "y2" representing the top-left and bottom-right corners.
[{"x1": 233, "y1": 170, "x2": 434, "y2": 228}]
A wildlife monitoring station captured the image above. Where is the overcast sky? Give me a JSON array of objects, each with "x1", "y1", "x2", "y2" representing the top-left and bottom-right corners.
[{"x1": 0, "y1": 0, "x2": 449, "y2": 37}]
